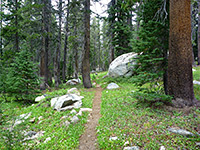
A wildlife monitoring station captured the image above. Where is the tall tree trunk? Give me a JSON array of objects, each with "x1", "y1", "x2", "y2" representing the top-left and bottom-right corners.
[
  {"x1": 198, "y1": 0, "x2": 200, "y2": 65},
  {"x1": 54, "y1": 0, "x2": 62, "y2": 87},
  {"x1": 74, "y1": 26, "x2": 79, "y2": 79},
  {"x1": 62, "y1": 0, "x2": 70, "y2": 83},
  {"x1": 40, "y1": 0, "x2": 50, "y2": 90},
  {"x1": 82, "y1": 0, "x2": 92, "y2": 88},
  {"x1": 0, "y1": 0, "x2": 2, "y2": 57},
  {"x1": 168, "y1": 0, "x2": 194, "y2": 107},
  {"x1": 15, "y1": 0, "x2": 19, "y2": 52}
]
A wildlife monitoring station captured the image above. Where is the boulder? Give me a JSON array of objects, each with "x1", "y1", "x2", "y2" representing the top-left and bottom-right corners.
[
  {"x1": 107, "y1": 82, "x2": 119, "y2": 89},
  {"x1": 66, "y1": 78, "x2": 81, "y2": 85},
  {"x1": 108, "y1": 52, "x2": 137, "y2": 77},
  {"x1": 50, "y1": 94, "x2": 83, "y2": 111}
]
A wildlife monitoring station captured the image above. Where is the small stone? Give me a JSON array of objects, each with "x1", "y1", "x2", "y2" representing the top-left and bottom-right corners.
[
  {"x1": 196, "y1": 142, "x2": 200, "y2": 146},
  {"x1": 38, "y1": 116, "x2": 43, "y2": 120},
  {"x1": 65, "y1": 120, "x2": 70, "y2": 127},
  {"x1": 71, "y1": 115, "x2": 79, "y2": 124},
  {"x1": 109, "y1": 136, "x2": 118, "y2": 141},
  {"x1": 29, "y1": 117, "x2": 36, "y2": 123},
  {"x1": 24, "y1": 131, "x2": 37, "y2": 137},
  {"x1": 107, "y1": 83, "x2": 119, "y2": 90},
  {"x1": 67, "y1": 88, "x2": 80, "y2": 96},
  {"x1": 35, "y1": 95, "x2": 46, "y2": 102},
  {"x1": 77, "y1": 111, "x2": 82, "y2": 116},
  {"x1": 123, "y1": 146, "x2": 139, "y2": 150},
  {"x1": 160, "y1": 146, "x2": 165, "y2": 150},
  {"x1": 44, "y1": 137, "x2": 51, "y2": 143},
  {"x1": 124, "y1": 141, "x2": 129, "y2": 146},
  {"x1": 70, "y1": 109, "x2": 77, "y2": 114},
  {"x1": 192, "y1": 69, "x2": 196, "y2": 72},
  {"x1": 193, "y1": 80, "x2": 200, "y2": 85},
  {"x1": 168, "y1": 128, "x2": 195, "y2": 137},
  {"x1": 80, "y1": 108, "x2": 92, "y2": 112},
  {"x1": 61, "y1": 116, "x2": 68, "y2": 119}
]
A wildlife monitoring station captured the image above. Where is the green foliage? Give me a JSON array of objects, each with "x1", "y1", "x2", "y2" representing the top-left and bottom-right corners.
[
  {"x1": 4, "y1": 48, "x2": 40, "y2": 101},
  {"x1": 108, "y1": 0, "x2": 133, "y2": 56},
  {"x1": 132, "y1": 0, "x2": 169, "y2": 95}
]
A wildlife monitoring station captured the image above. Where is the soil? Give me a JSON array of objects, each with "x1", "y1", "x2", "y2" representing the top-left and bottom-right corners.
[{"x1": 79, "y1": 85, "x2": 102, "y2": 150}]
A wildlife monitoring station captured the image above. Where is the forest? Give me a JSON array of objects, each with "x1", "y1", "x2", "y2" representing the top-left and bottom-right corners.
[{"x1": 0, "y1": 0, "x2": 200, "y2": 149}]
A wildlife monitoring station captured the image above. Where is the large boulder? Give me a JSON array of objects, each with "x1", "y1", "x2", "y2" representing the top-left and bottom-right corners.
[
  {"x1": 50, "y1": 94, "x2": 84, "y2": 111},
  {"x1": 108, "y1": 52, "x2": 137, "y2": 77}
]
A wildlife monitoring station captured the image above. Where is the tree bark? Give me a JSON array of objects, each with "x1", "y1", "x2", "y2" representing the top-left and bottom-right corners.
[
  {"x1": 82, "y1": 0, "x2": 92, "y2": 88},
  {"x1": 40, "y1": 0, "x2": 50, "y2": 90},
  {"x1": 15, "y1": 0, "x2": 19, "y2": 52},
  {"x1": 54, "y1": 0, "x2": 62, "y2": 87},
  {"x1": 168, "y1": 0, "x2": 194, "y2": 107},
  {"x1": 62, "y1": 0, "x2": 70, "y2": 83},
  {"x1": 198, "y1": 0, "x2": 200, "y2": 65}
]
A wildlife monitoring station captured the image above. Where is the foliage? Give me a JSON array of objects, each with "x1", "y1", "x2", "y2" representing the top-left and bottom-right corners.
[
  {"x1": 0, "y1": 84, "x2": 95, "y2": 149},
  {"x1": 94, "y1": 72, "x2": 200, "y2": 149},
  {"x1": 132, "y1": 0, "x2": 169, "y2": 94},
  {"x1": 5, "y1": 48, "x2": 40, "y2": 101},
  {"x1": 108, "y1": 0, "x2": 133, "y2": 57}
]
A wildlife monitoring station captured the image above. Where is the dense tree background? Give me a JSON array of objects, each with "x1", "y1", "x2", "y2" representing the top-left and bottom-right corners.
[{"x1": 0, "y1": 0, "x2": 199, "y2": 106}]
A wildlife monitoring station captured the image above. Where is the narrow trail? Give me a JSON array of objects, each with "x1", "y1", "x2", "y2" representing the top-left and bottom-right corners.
[{"x1": 79, "y1": 86, "x2": 102, "y2": 150}]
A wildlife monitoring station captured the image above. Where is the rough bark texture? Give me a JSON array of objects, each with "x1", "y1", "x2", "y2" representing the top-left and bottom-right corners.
[
  {"x1": 62, "y1": 0, "x2": 70, "y2": 83},
  {"x1": 82, "y1": 0, "x2": 92, "y2": 88},
  {"x1": 15, "y1": 0, "x2": 19, "y2": 52},
  {"x1": 168, "y1": 0, "x2": 194, "y2": 107},
  {"x1": 198, "y1": 0, "x2": 200, "y2": 65},
  {"x1": 54, "y1": 0, "x2": 62, "y2": 87},
  {"x1": 40, "y1": 0, "x2": 50, "y2": 90}
]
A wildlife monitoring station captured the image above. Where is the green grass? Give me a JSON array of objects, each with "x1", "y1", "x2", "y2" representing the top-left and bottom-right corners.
[
  {"x1": 0, "y1": 85, "x2": 95, "y2": 149},
  {"x1": 95, "y1": 70, "x2": 200, "y2": 149},
  {"x1": 0, "y1": 68, "x2": 200, "y2": 149}
]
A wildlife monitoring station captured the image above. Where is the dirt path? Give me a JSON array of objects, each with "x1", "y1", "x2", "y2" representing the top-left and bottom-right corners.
[{"x1": 79, "y1": 86, "x2": 102, "y2": 150}]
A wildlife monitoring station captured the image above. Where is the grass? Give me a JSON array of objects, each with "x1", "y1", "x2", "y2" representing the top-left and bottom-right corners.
[
  {"x1": 0, "y1": 85, "x2": 95, "y2": 149},
  {"x1": 0, "y1": 68, "x2": 200, "y2": 149},
  {"x1": 95, "y1": 69, "x2": 200, "y2": 149}
]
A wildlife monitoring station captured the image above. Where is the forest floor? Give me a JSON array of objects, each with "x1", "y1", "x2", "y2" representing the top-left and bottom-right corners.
[
  {"x1": 0, "y1": 68, "x2": 200, "y2": 149},
  {"x1": 79, "y1": 85, "x2": 102, "y2": 150}
]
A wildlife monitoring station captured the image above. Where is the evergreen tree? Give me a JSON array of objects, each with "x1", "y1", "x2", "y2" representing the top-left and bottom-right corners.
[{"x1": 132, "y1": 0, "x2": 169, "y2": 96}]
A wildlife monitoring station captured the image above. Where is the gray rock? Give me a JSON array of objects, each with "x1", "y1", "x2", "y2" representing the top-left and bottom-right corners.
[
  {"x1": 14, "y1": 112, "x2": 32, "y2": 127},
  {"x1": 168, "y1": 128, "x2": 195, "y2": 137},
  {"x1": 193, "y1": 80, "x2": 200, "y2": 85},
  {"x1": 24, "y1": 131, "x2": 37, "y2": 137},
  {"x1": 160, "y1": 146, "x2": 165, "y2": 150},
  {"x1": 123, "y1": 146, "x2": 139, "y2": 150},
  {"x1": 67, "y1": 88, "x2": 80, "y2": 96},
  {"x1": 70, "y1": 109, "x2": 77, "y2": 114},
  {"x1": 23, "y1": 131, "x2": 45, "y2": 141},
  {"x1": 109, "y1": 136, "x2": 118, "y2": 141},
  {"x1": 51, "y1": 94, "x2": 83, "y2": 111},
  {"x1": 71, "y1": 115, "x2": 79, "y2": 124},
  {"x1": 107, "y1": 82, "x2": 119, "y2": 89},
  {"x1": 192, "y1": 69, "x2": 196, "y2": 72},
  {"x1": 80, "y1": 108, "x2": 92, "y2": 112},
  {"x1": 44, "y1": 137, "x2": 51, "y2": 143},
  {"x1": 35, "y1": 95, "x2": 46, "y2": 102},
  {"x1": 66, "y1": 78, "x2": 81, "y2": 85},
  {"x1": 108, "y1": 52, "x2": 137, "y2": 77},
  {"x1": 64, "y1": 120, "x2": 70, "y2": 127}
]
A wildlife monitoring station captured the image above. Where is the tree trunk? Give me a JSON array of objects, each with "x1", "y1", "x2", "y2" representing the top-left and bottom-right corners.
[
  {"x1": 198, "y1": 0, "x2": 200, "y2": 65},
  {"x1": 82, "y1": 0, "x2": 92, "y2": 88},
  {"x1": 62, "y1": 0, "x2": 70, "y2": 83},
  {"x1": 40, "y1": 0, "x2": 50, "y2": 90},
  {"x1": 168, "y1": 0, "x2": 194, "y2": 107},
  {"x1": 15, "y1": 0, "x2": 19, "y2": 52},
  {"x1": 54, "y1": 0, "x2": 62, "y2": 87}
]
